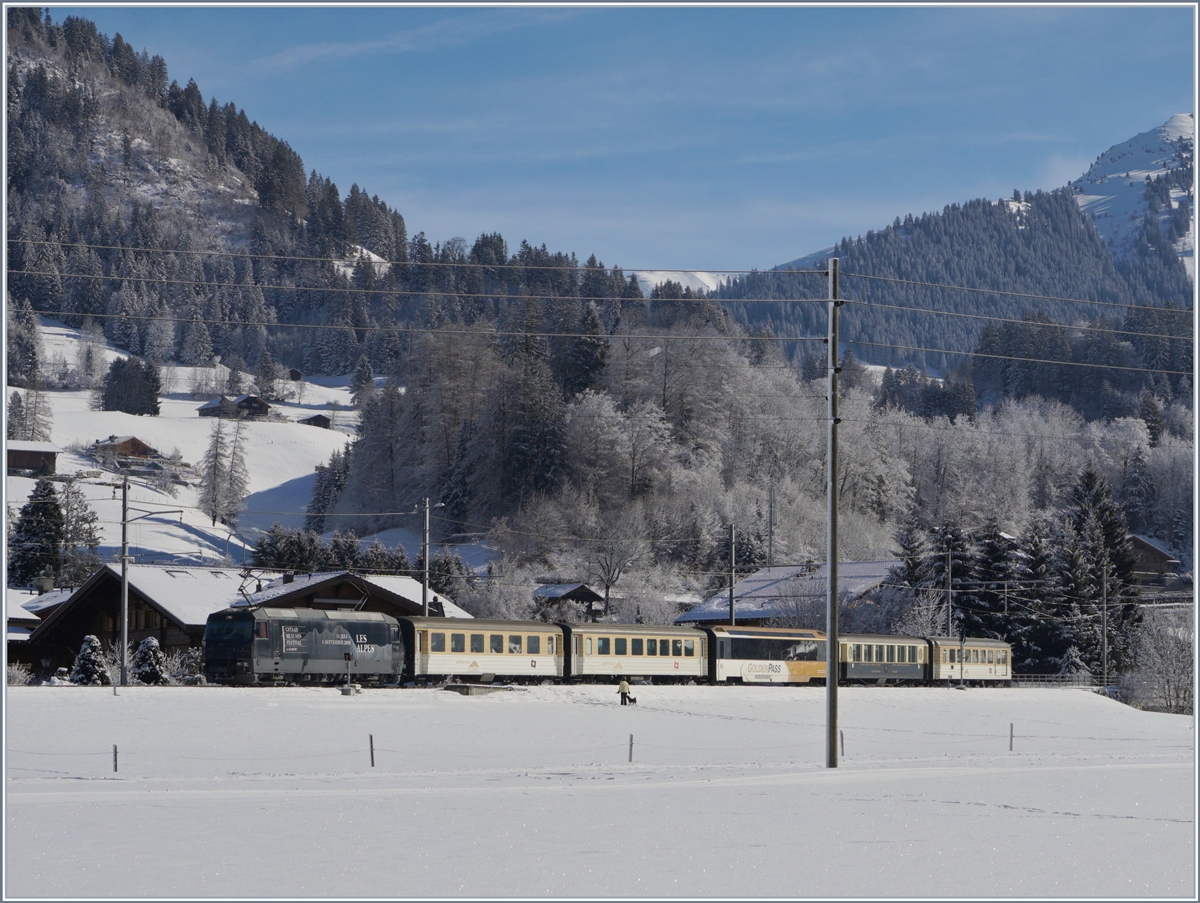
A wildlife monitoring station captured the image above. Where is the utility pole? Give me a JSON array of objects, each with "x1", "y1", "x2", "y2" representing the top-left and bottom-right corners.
[
  {"x1": 120, "y1": 478, "x2": 129, "y2": 686},
  {"x1": 729, "y1": 523, "x2": 736, "y2": 627},
  {"x1": 1102, "y1": 566, "x2": 1108, "y2": 691},
  {"x1": 826, "y1": 257, "x2": 840, "y2": 769},
  {"x1": 422, "y1": 497, "x2": 431, "y2": 618},
  {"x1": 767, "y1": 485, "x2": 775, "y2": 567}
]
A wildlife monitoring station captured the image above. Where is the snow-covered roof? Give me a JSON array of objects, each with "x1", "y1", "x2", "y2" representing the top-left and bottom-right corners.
[
  {"x1": 14, "y1": 586, "x2": 76, "y2": 615},
  {"x1": 6, "y1": 590, "x2": 44, "y2": 625},
  {"x1": 196, "y1": 397, "x2": 227, "y2": 409},
  {"x1": 675, "y1": 561, "x2": 898, "y2": 624},
  {"x1": 228, "y1": 571, "x2": 472, "y2": 619},
  {"x1": 532, "y1": 583, "x2": 603, "y2": 601},
  {"x1": 6, "y1": 441, "x2": 64, "y2": 453},
  {"x1": 1131, "y1": 534, "x2": 1175, "y2": 558},
  {"x1": 118, "y1": 564, "x2": 250, "y2": 626}
]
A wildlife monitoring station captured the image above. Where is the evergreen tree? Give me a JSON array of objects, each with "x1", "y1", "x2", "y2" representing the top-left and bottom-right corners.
[
  {"x1": 58, "y1": 478, "x2": 102, "y2": 586},
  {"x1": 7, "y1": 478, "x2": 65, "y2": 587},
  {"x1": 6, "y1": 391, "x2": 26, "y2": 440},
  {"x1": 562, "y1": 302, "x2": 610, "y2": 399},
  {"x1": 99, "y1": 357, "x2": 160, "y2": 415},
  {"x1": 70, "y1": 635, "x2": 108, "y2": 685},
  {"x1": 349, "y1": 355, "x2": 375, "y2": 408},
  {"x1": 131, "y1": 636, "x2": 167, "y2": 684},
  {"x1": 197, "y1": 419, "x2": 229, "y2": 525}
]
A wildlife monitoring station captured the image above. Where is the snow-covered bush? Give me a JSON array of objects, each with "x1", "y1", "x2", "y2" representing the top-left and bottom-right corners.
[
  {"x1": 131, "y1": 637, "x2": 167, "y2": 684},
  {"x1": 1118, "y1": 609, "x2": 1193, "y2": 714},
  {"x1": 163, "y1": 647, "x2": 205, "y2": 685},
  {"x1": 70, "y1": 635, "x2": 109, "y2": 685},
  {"x1": 97, "y1": 642, "x2": 131, "y2": 686},
  {"x1": 7, "y1": 663, "x2": 31, "y2": 686}
]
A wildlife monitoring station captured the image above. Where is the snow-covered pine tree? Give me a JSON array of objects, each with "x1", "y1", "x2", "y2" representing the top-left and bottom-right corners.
[
  {"x1": 6, "y1": 391, "x2": 26, "y2": 440},
  {"x1": 70, "y1": 635, "x2": 108, "y2": 685},
  {"x1": 197, "y1": 419, "x2": 229, "y2": 525},
  {"x1": 58, "y1": 478, "x2": 102, "y2": 587},
  {"x1": 7, "y1": 478, "x2": 64, "y2": 587},
  {"x1": 131, "y1": 636, "x2": 167, "y2": 684},
  {"x1": 222, "y1": 417, "x2": 251, "y2": 529}
]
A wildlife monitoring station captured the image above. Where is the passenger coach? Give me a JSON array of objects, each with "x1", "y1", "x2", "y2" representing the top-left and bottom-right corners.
[
  {"x1": 702, "y1": 625, "x2": 826, "y2": 684},
  {"x1": 562, "y1": 623, "x2": 705, "y2": 682},
  {"x1": 837, "y1": 633, "x2": 927, "y2": 683},
  {"x1": 398, "y1": 617, "x2": 563, "y2": 682},
  {"x1": 928, "y1": 636, "x2": 1011, "y2": 683}
]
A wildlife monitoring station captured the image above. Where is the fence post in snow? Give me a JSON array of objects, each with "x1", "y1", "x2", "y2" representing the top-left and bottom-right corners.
[
  {"x1": 113, "y1": 744, "x2": 118, "y2": 773},
  {"x1": 839, "y1": 730, "x2": 844, "y2": 758},
  {"x1": 370, "y1": 734, "x2": 375, "y2": 767},
  {"x1": 629, "y1": 734, "x2": 633, "y2": 763},
  {"x1": 1009, "y1": 723, "x2": 1013, "y2": 752}
]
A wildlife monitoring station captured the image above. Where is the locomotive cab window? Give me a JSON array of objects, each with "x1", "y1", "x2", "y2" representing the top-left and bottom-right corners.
[
  {"x1": 471, "y1": 634, "x2": 484, "y2": 654},
  {"x1": 508, "y1": 636, "x2": 522, "y2": 654},
  {"x1": 615, "y1": 638, "x2": 627, "y2": 655},
  {"x1": 430, "y1": 632, "x2": 446, "y2": 652},
  {"x1": 451, "y1": 633, "x2": 465, "y2": 653},
  {"x1": 632, "y1": 639, "x2": 643, "y2": 655},
  {"x1": 527, "y1": 636, "x2": 540, "y2": 655}
]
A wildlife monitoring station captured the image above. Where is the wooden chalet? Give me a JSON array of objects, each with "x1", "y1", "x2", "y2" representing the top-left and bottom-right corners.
[
  {"x1": 1130, "y1": 535, "x2": 1181, "y2": 585},
  {"x1": 93, "y1": 435, "x2": 156, "y2": 459},
  {"x1": 6, "y1": 441, "x2": 63, "y2": 475},
  {"x1": 531, "y1": 583, "x2": 605, "y2": 621},
  {"x1": 233, "y1": 394, "x2": 271, "y2": 418},
  {"x1": 197, "y1": 396, "x2": 234, "y2": 417},
  {"x1": 287, "y1": 368, "x2": 304, "y2": 381},
  {"x1": 298, "y1": 413, "x2": 332, "y2": 429}
]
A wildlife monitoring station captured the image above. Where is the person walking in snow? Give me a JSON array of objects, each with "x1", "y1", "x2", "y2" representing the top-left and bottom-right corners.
[{"x1": 618, "y1": 677, "x2": 632, "y2": 705}]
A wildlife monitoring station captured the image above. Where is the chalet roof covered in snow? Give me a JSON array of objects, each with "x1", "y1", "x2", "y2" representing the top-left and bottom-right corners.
[
  {"x1": 6, "y1": 441, "x2": 65, "y2": 454},
  {"x1": 531, "y1": 583, "x2": 604, "y2": 602},
  {"x1": 674, "y1": 560, "x2": 897, "y2": 624},
  {"x1": 230, "y1": 571, "x2": 472, "y2": 619}
]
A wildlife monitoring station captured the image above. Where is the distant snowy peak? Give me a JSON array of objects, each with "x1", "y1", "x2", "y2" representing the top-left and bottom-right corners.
[
  {"x1": 1069, "y1": 113, "x2": 1194, "y2": 275},
  {"x1": 630, "y1": 269, "x2": 740, "y2": 296}
]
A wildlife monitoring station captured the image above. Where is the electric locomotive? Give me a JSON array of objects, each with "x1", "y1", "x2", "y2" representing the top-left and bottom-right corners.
[{"x1": 204, "y1": 607, "x2": 404, "y2": 684}]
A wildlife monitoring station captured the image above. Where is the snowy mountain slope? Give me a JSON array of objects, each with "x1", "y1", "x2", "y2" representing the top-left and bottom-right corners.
[
  {"x1": 772, "y1": 115, "x2": 1195, "y2": 280},
  {"x1": 1070, "y1": 113, "x2": 1194, "y2": 276},
  {"x1": 7, "y1": 318, "x2": 362, "y2": 576}
]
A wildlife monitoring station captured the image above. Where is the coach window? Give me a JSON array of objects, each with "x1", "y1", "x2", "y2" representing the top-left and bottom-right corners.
[
  {"x1": 874, "y1": 644, "x2": 884, "y2": 662},
  {"x1": 974, "y1": 649, "x2": 980, "y2": 663},
  {"x1": 490, "y1": 635, "x2": 504, "y2": 654},
  {"x1": 646, "y1": 638, "x2": 658, "y2": 656},
  {"x1": 684, "y1": 639, "x2": 695, "y2": 657},
  {"x1": 597, "y1": 637, "x2": 610, "y2": 655},
  {"x1": 671, "y1": 639, "x2": 683, "y2": 657},
  {"x1": 910, "y1": 646, "x2": 919, "y2": 663},
  {"x1": 527, "y1": 636, "x2": 541, "y2": 655},
  {"x1": 449, "y1": 633, "x2": 463, "y2": 653},
  {"x1": 852, "y1": 644, "x2": 862, "y2": 662},
  {"x1": 658, "y1": 639, "x2": 668, "y2": 656},
  {"x1": 896, "y1": 645, "x2": 905, "y2": 663},
  {"x1": 471, "y1": 634, "x2": 484, "y2": 654},
  {"x1": 632, "y1": 639, "x2": 643, "y2": 655},
  {"x1": 987, "y1": 649, "x2": 994, "y2": 664},
  {"x1": 430, "y1": 632, "x2": 446, "y2": 652},
  {"x1": 886, "y1": 645, "x2": 896, "y2": 663},
  {"x1": 586, "y1": 637, "x2": 592, "y2": 654},
  {"x1": 999, "y1": 650, "x2": 1006, "y2": 665},
  {"x1": 547, "y1": 636, "x2": 556, "y2": 655},
  {"x1": 509, "y1": 636, "x2": 522, "y2": 654},
  {"x1": 615, "y1": 638, "x2": 627, "y2": 655},
  {"x1": 863, "y1": 644, "x2": 873, "y2": 663}
]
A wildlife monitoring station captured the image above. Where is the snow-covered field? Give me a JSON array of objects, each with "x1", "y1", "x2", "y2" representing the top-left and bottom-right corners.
[{"x1": 4, "y1": 685, "x2": 1193, "y2": 898}]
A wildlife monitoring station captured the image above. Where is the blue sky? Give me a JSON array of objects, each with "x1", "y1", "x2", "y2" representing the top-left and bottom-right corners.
[{"x1": 54, "y1": 6, "x2": 1195, "y2": 271}]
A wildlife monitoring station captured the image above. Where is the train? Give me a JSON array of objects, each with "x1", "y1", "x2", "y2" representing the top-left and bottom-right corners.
[{"x1": 203, "y1": 608, "x2": 1013, "y2": 686}]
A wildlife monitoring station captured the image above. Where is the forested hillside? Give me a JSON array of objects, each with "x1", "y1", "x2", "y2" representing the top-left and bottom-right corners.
[
  {"x1": 718, "y1": 188, "x2": 1193, "y2": 378},
  {"x1": 5, "y1": 10, "x2": 1193, "y2": 669}
]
